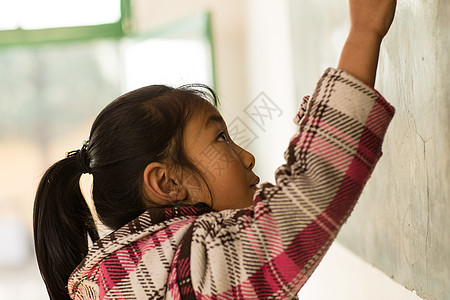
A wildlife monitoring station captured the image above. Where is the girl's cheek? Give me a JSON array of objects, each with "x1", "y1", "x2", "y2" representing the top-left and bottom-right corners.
[
  {"x1": 197, "y1": 147, "x2": 236, "y2": 182},
  {"x1": 181, "y1": 173, "x2": 209, "y2": 204}
]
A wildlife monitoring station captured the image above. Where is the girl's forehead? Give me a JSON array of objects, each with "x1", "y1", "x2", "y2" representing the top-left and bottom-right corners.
[
  {"x1": 189, "y1": 102, "x2": 223, "y2": 127},
  {"x1": 203, "y1": 111, "x2": 225, "y2": 128},
  {"x1": 184, "y1": 106, "x2": 224, "y2": 142}
]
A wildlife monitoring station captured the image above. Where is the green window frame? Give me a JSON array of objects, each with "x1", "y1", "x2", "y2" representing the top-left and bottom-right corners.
[{"x1": 0, "y1": 0, "x2": 131, "y2": 47}]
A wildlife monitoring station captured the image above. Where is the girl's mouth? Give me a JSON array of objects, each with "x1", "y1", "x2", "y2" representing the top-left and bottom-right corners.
[{"x1": 250, "y1": 177, "x2": 260, "y2": 190}]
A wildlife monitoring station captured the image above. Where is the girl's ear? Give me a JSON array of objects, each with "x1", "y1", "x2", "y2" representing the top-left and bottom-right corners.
[{"x1": 142, "y1": 162, "x2": 187, "y2": 205}]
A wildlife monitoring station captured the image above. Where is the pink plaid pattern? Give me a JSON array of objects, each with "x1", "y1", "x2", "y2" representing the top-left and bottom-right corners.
[{"x1": 68, "y1": 68, "x2": 394, "y2": 299}]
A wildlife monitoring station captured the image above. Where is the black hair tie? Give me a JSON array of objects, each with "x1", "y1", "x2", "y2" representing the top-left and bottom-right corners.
[{"x1": 65, "y1": 140, "x2": 91, "y2": 174}]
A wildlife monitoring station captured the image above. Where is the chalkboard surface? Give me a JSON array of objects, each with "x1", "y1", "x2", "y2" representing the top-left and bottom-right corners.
[{"x1": 289, "y1": 0, "x2": 450, "y2": 299}]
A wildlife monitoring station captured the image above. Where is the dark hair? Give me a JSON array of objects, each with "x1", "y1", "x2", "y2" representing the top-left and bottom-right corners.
[{"x1": 33, "y1": 84, "x2": 218, "y2": 299}]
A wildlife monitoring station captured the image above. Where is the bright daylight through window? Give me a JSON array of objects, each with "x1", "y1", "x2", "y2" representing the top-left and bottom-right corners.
[{"x1": 0, "y1": 0, "x2": 121, "y2": 30}]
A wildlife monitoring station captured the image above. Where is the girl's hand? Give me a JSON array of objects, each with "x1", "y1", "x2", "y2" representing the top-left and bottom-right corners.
[
  {"x1": 338, "y1": 0, "x2": 397, "y2": 87},
  {"x1": 349, "y1": 0, "x2": 397, "y2": 40}
]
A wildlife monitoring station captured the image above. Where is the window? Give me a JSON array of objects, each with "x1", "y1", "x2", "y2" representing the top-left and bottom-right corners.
[
  {"x1": 123, "y1": 12, "x2": 216, "y2": 90},
  {"x1": 0, "y1": 0, "x2": 130, "y2": 46},
  {"x1": 0, "y1": 10, "x2": 215, "y2": 299}
]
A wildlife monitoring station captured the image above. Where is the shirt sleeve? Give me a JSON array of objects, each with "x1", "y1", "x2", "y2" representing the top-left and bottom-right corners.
[{"x1": 189, "y1": 68, "x2": 395, "y2": 299}]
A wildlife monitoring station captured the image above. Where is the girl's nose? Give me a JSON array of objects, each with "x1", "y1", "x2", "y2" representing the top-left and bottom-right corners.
[{"x1": 236, "y1": 144, "x2": 256, "y2": 170}]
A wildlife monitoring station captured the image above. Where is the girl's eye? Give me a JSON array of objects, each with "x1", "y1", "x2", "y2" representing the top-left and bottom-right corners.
[{"x1": 217, "y1": 131, "x2": 229, "y2": 142}]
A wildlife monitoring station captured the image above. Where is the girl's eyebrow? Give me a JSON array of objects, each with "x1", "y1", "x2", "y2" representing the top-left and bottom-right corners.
[{"x1": 204, "y1": 113, "x2": 225, "y2": 128}]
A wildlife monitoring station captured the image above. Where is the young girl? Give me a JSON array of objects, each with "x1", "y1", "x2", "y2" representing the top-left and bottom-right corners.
[{"x1": 34, "y1": 0, "x2": 397, "y2": 299}]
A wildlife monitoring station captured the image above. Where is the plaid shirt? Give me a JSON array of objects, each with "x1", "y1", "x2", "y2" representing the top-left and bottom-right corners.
[{"x1": 68, "y1": 68, "x2": 395, "y2": 299}]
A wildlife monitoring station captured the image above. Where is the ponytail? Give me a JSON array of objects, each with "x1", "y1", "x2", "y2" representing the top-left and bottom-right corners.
[{"x1": 33, "y1": 152, "x2": 98, "y2": 299}]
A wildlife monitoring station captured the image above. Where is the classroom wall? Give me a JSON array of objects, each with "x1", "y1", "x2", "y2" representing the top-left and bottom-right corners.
[{"x1": 288, "y1": 0, "x2": 450, "y2": 299}]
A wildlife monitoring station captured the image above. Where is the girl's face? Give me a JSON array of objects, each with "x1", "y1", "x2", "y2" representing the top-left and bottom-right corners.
[{"x1": 183, "y1": 106, "x2": 259, "y2": 211}]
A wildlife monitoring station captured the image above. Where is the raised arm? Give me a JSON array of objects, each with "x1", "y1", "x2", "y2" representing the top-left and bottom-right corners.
[
  {"x1": 338, "y1": 0, "x2": 397, "y2": 86},
  {"x1": 188, "y1": 1, "x2": 398, "y2": 299}
]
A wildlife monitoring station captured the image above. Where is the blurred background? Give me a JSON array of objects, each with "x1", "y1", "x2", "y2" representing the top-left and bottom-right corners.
[{"x1": 1, "y1": 0, "x2": 448, "y2": 299}]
